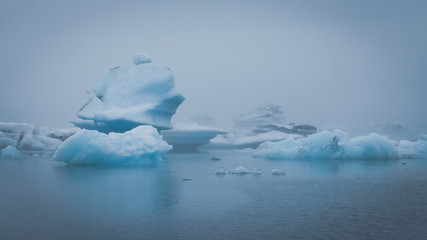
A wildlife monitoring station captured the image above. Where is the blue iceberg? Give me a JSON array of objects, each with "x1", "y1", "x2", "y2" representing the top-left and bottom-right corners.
[
  {"x1": 73, "y1": 53, "x2": 185, "y2": 133},
  {"x1": 254, "y1": 130, "x2": 402, "y2": 160},
  {"x1": 53, "y1": 126, "x2": 172, "y2": 165}
]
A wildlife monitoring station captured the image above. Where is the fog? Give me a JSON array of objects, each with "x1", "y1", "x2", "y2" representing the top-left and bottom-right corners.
[{"x1": 1, "y1": 0, "x2": 426, "y2": 129}]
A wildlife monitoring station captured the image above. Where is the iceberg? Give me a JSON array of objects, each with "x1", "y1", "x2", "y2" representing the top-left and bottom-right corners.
[
  {"x1": 160, "y1": 114, "x2": 226, "y2": 152},
  {"x1": 73, "y1": 53, "x2": 185, "y2": 133},
  {"x1": 0, "y1": 122, "x2": 77, "y2": 152},
  {"x1": 53, "y1": 125, "x2": 172, "y2": 165},
  {"x1": 398, "y1": 134, "x2": 427, "y2": 158},
  {"x1": 234, "y1": 102, "x2": 286, "y2": 129},
  {"x1": 205, "y1": 102, "x2": 316, "y2": 149},
  {"x1": 254, "y1": 130, "x2": 401, "y2": 160},
  {"x1": 0, "y1": 146, "x2": 27, "y2": 159},
  {"x1": 161, "y1": 123, "x2": 226, "y2": 152}
]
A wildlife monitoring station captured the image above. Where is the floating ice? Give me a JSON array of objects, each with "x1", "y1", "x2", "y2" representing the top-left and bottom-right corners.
[
  {"x1": 252, "y1": 168, "x2": 262, "y2": 175},
  {"x1": 53, "y1": 125, "x2": 172, "y2": 165},
  {"x1": 271, "y1": 169, "x2": 286, "y2": 175},
  {"x1": 0, "y1": 122, "x2": 77, "y2": 152},
  {"x1": 230, "y1": 166, "x2": 251, "y2": 174},
  {"x1": 0, "y1": 146, "x2": 27, "y2": 159},
  {"x1": 254, "y1": 130, "x2": 401, "y2": 160},
  {"x1": 398, "y1": 134, "x2": 427, "y2": 158},
  {"x1": 161, "y1": 123, "x2": 226, "y2": 152},
  {"x1": 205, "y1": 102, "x2": 316, "y2": 150},
  {"x1": 208, "y1": 130, "x2": 301, "y2": 149},
  {"x1": 74, "y1": 54, "x2": 185, "y2": 132},
  {"x1": 215, "y1": 167, "x2": 227, "y2": 175}
]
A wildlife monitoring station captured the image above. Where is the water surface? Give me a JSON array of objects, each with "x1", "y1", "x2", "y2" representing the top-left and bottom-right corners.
[{"x1": 1, "y1": 151, "x2": 426, "y2": 239}]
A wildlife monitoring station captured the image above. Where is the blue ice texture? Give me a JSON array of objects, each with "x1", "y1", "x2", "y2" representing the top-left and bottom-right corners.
[
  {"x1": 53, "y1": 125, "x2": 172, "y2": 165},
  {"x1": 254, "y1": 130, "x2": 427, "y2": 160},
  {"x1": 73, "y1": 53, "x2": 185, "y2": 133}
]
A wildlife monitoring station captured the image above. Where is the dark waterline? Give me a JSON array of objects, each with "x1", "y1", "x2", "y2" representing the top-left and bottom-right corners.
[{"x1": 1, "y1": 151, "x2": 427, "y2": 240}]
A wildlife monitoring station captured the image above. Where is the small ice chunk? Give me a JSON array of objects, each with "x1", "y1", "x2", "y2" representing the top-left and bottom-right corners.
[
  {"x1": 211, "y1": 156, "x2": 221, "y2": 161},
  {"x1": 230, "y1": 166, "x2": 251, "y2": 174},
  {"x1": 252, "y1": 168, "x2": 262, "y2": 175},
  {"x1": 215, "y1": 167, "x2": 227, "y2": 175},
  {"x1": 133, "y1": 53, "x2": 152, "y2": 65},
  {"x1": 0, "y1": 146, "x2": 27, "y2": 159},
  {"x1": 271, "y1": 169, "x2": 286, "y2": 175}
]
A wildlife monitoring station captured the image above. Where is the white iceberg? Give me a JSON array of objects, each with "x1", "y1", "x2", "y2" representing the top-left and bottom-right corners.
[
  {"x1": 53, "y1": 125, "x2": 172, "y2": 165},
  {"x1": 205, "y1": 102, "x2": 316, "y2": 150},
  {"x1": 254, "y1": 130, "x2": 401, "y2": 160},
  {"x1": 398, "y1": 134, "x2": 427, "y2": 158},
  {"x1": 0, "y1": 122, "x2": 77, "y2": 152},
  {"x1": 73, "y1": 53, "x2": 185, "y2": 133},
  {"x1": 207, "y1": 130, "x2": 302, "y2": 149},
  {"x1": 0, "y1": 146, "x2": 27, "y2": 159},
  {"x1": 161, "y1": 123, "x2": 226, "y2": 152},
  {"x1": 230, "y1": 166, "x2": 252, "y2": 174}
]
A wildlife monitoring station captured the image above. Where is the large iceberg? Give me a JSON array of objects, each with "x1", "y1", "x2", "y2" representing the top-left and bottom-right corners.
[
  {"x1": 0, "y1": 122, "x2": 77, "y2": 152},
  {"x1": 53, "y1": 126, "x2": 172, "y2": 165},
  {"x1": 73, "y1": 53, "x2": 185, "y2": 133}
]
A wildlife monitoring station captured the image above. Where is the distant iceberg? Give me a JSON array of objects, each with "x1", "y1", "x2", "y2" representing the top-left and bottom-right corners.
[
  {"x1": 206, "y1": 102, "x2": 317, "y2": 149},
  {"x1": 53, "y1": 125, "x2": 171, "y2": 165},
  {"x1": 73, "y1": 53, "x2": 185, "y2": 133},
  {"x1": 254, "y1": 130, "x2": 427, "y2": 160},
  {"x1": 0, "y1": 122, "x2": 77, "y2": 152}
]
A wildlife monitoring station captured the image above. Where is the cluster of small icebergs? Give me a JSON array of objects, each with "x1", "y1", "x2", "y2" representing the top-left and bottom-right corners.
[{"x1": 215, "y1": 166, "x2": 285, "y2": 176}]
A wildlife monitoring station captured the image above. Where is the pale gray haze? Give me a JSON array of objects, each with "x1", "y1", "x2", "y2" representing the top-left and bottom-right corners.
[{"x1": 1, "y1": 0, "x2": 426, "y2": 129}]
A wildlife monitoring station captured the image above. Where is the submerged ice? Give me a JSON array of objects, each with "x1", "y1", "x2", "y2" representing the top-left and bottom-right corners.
[
  {"x1": 74, "y1": 53, "x2": 184, "y2": 133},
  {"x1": 53, "y1": 126, "x2": 171, "y2": 165}
]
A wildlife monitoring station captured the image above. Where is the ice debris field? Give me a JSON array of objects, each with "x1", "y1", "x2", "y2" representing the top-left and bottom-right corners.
[{"x1": 1, "y1": 53, "x2": 427, "y2": 164}]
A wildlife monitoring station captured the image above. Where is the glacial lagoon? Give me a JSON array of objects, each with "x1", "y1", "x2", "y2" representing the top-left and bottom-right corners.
[{"x1": 1, "y1": 151, "x2": 427, "y2": 240}]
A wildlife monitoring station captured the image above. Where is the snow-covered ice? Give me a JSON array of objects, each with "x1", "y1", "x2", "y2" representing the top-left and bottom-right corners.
[
  {"x1": 0, "y1": 146, "x2": 27, "y2": 159},
  {"x1": 53, "y1": 125, "x2": 172, "y2": 165},
  {"x1": 254, "y1": 130, "x2": 401, "y2": 160},
  {"x1": 74, "y1": 53, "x2": 185, "y2": 133}
]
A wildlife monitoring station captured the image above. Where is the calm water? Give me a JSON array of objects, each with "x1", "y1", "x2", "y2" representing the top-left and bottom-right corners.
[{"x1": 1, "y1": 151, "x2": 427, "y2": 240}]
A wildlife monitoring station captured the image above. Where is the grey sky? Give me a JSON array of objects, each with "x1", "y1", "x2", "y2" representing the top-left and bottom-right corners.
[{"x1": 1, "y1": 0, "x2": 426, "y2": 128}]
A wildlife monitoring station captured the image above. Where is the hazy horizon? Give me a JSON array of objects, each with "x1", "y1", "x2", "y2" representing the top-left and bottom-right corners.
[{"x1": 1, "y1": 0, "x2": 426, "y2": 129}]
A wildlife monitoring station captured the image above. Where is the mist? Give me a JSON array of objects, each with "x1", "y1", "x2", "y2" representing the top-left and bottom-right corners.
[{"x1": 1, "y1": 0, "x2": 426, "y2": 129}]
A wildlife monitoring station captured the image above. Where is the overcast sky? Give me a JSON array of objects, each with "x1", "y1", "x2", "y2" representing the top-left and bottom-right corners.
[{"x1": 1, "y1": 0, "x2": 426, "y2": 128}]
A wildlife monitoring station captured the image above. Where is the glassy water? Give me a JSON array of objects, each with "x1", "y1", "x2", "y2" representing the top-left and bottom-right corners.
[{"x1": 1, "y1": 151, "x2": 427, "y2": 240}]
